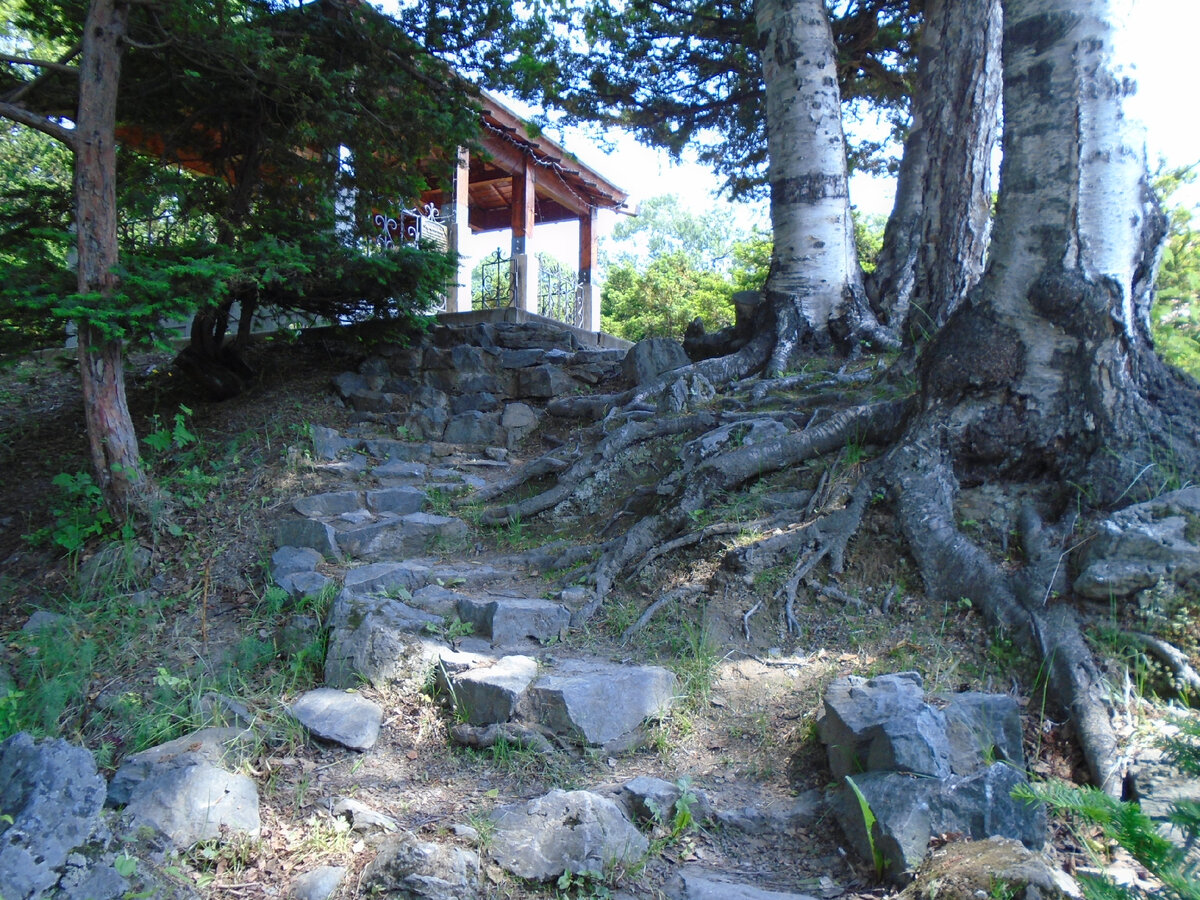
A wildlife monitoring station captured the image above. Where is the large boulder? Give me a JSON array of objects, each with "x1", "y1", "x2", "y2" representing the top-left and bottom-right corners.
[
  {"x1": 488, "y1": 789, "x2": 648, "y2": 881},
  {"x1": 819, "y1": 673, "x2": 1042, "y2": 883},
  {"x1": 0, "y1": 734, "x2": 107, "y2": 900},
  {"x1": 445, "y1": 654, "x2": 538, "y2": 726},
  {"x1": 324, "y1": 589, "x2": 446, "y2": 689}
]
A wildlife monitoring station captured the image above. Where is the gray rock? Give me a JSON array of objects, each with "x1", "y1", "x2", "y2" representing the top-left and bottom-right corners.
[
  {"x1": 489, "y1": 789, "x2": 648, "y2": 881},
  {"x1": 521, "y1": 659, "x2": 676, "y2": 747},
  {"x1": 336, "y1": 513, "x2": 468, "y2": 561},
  {"x1": 362, "y1": 831, "x2": 480, "y2": 900},
  {"x1": 294, "y1": 490, "x2": 363, "y2": 518},
  {"x1": 291, "y1": 688, "x2": 383, "y2": 750},
  {"x1": 517, "y1": 364, "x2": 577, "y2": 399},
  {"x1": 819, "y1": 672, "x2": 935, "y2": 779},
  {"x1": 498, "y1": 348, "x2": 546, "y2": 368},
  {"x1": 77, "y1": 542, "x2": 151, "y2": 590},
  {"x1": 620, "y1": 776, "x2": 712, "y2": 827},
  {"x1": 672, "y1": 869, "x2": 820, "y2": 900},
  {"x1": 411, "y1": 584, "x2": 463, "y2": 616},
  {"x1": 274, "y1": 518, "x2": 339, "y2": 559},
  {"x1": 448, "y1": 655, "x2": 539, "y2": 726},
  {"x1": 501, "y1": 402, "x2": 540, "y2": 447},
  {"x1": 21, "y1": 609, "x2": 68, "y2": 634},
  {"x1": 0, "y1": 734, "x2": 107, "y2": 900},
  {"x1": 712, "y1": 791, "x2": 821, "y2": 834},
  {"x1": 366, "y1": 486, "x2": 428, "y2": 515},
  {"x1": 271, "y1": 546, "x2": 325, "y2": 579},
  {"x1": 451, "y1": 392, "x2": 501, "y2": 414},
  {"x1": 941, "y1": 692, "x2": 1025, "y2": 775},
  {"x1": 311, "y1": 426, "x2": 357, "y2": 460},
  {"x1": 291, "y1": 866, "x2": 348, "y2": 900},
  {"x1": 333, "y1": 797, "x2": 399, "y2": 832},
  {"x1": 622, "y1": 337, "x2": 688, "y2": 384},
  {"x1": 123, "y1": 762, "x2": 260, "y2": 848},
  {"x1": 276, "y1": 570, "x2": 332, "y2": 599},
  {"x1": 108, "y1": 727, "x2": 258, "y2": 807},
  {"x1": 332, "y1": 371, "x2": 369, "y2": 399},
  {"x1": 349, "y1": 388, "x2": 393, "y2": 413},
  {"x1": 1074, "y1": 487, "x2": 1200, "y2": 599},
  {"x1": 443, "y1": 410, "x2": 506, "y2": 446},
  {"x1": 899, "y1": 837, "x2": 1080, "y2": 900},
  {"x1": 457, "y1": 596, "x2": 570, "y2": 647},
  {"x1": 324, "y1": 592, "x2": 446, "y2": 689},
  {"x1": 831, "y1": 765, "x2": 1044, "y2": 882},
  {"x1": 291, "y1": 866, "x2": 347, "y2": 900},
  {"x1": 406, "y1": 406, "x2": 450, "y2": 441}
]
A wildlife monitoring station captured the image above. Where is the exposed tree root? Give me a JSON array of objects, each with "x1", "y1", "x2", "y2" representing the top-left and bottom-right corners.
[
  {"x1": 448, "y1": 722, "x2": 557, "y2": 755},
  {"x1": 620, "y1": 584, "x2": 702, "y2": 644},
  {"x1": 889, "y1": 438, "x2": 1121, "y2": 795},
  {"x1": 1126, "y1": 632, "x2": 1200, "y2": 695}
]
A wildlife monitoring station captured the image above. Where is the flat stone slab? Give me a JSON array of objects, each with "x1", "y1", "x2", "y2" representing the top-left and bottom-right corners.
[
  {"x1": 343, "y1": 561, "x2": 433, "y2": 596},
  {"x1": 366, "y1": 486, "x2": 427, "y2": 515},
  {"x1": 489, "y1": 789, "x2": 648, "y2": 882},
  {"x1": 457, "y1": 596, "x2": 570, "y2": 646},
  {"x1": 291, "y1": 866, "x2": 348, "y2": 900},
  {"x1": 108, "y1": 727, "x2": 258, "y2": 807},
  {"x1": 123, "y1": 762, "x2": 260, "y2": 848},
  {"x1": 291, "y1": 688, "x2": 384, "y2": 750},
  {"x1": 448, "y1": 655, "x2": 538, "y2": 726},
  {"x1": 672, "y1": 869, "x2": 820, "y2": 900},
  {"x1": 294, "y1": 490, "x2": 363, "y2": 518},
  {"x1": 521, "y1": 659, "x2": 676, "y2": 747},
  {"x1": 335, "y1": 513, "x2": 468, "y2": 560}
]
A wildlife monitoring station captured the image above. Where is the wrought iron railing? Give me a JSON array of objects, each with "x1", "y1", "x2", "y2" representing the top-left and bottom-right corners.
[
  {"x1": 474, "y1": 248, "x2": 514, "y2": 310},
  {"x1": 538, "y1": 264, "x2": 585, "y2": 328}
]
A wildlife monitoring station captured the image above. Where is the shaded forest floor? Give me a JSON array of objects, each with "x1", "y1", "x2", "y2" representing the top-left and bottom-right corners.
[{"x1": 0, "y1": 327, "x2": 1173, "y2": 898}]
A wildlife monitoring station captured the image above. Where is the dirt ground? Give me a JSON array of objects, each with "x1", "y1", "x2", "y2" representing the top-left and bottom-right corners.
[{"x1": 0, "y1": 330, "x2": 1149, "y2": 898}]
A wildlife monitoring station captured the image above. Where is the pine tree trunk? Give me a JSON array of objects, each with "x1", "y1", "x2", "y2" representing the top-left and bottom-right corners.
[
  {"x1": 756, "y1": 0, "x2": 872, "y2": 371},
  {"x1": 867, "y1": 0, "x2": 1001, "y2": 344},
  {"x1": 74, "y1": 0, "x2": 148, "y2": 514}
]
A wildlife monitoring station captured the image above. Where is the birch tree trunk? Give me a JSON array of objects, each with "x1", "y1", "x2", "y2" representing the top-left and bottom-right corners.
[
  {"x1": 74, "y1": 0, "x2": 149, "y2": 515},
  {"x1": 867, "y1": 0, "x2": 1002, "y2": 344},
  {"x1": 890, "y1": 0, "x2": 1200, "y2": 794},
  {"x1": 756, "y1": 0, "x2": 879, "y2": 373}
]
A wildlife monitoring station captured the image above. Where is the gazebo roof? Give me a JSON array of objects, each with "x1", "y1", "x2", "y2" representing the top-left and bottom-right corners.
[{"x1": 420, "y1": 91, "x2": 630, "y2": 234}]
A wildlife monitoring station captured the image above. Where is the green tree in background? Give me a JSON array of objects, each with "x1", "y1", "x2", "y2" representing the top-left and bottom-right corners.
[{"x1": 1151, "y1": 165, "x2": 1200, "y2": 379}]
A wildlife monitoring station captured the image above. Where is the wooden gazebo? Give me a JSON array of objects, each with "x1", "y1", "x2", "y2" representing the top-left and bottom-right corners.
[{"x1": 408, "y1": 91, "x2": 631, "y2": 332}]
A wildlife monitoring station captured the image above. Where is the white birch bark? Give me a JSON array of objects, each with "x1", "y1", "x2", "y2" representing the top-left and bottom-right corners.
[{"x1": 756, "y1": 0, "x2": 862, "y2": 371}]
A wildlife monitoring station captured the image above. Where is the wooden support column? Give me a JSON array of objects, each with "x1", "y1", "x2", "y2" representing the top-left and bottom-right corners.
[
  {"x1": 579, "y1": 206, "x2": 600, "y2": 331},
  {"x1": 446, "y1": 147, "x2": 472, "y2": 313},
  {"x1": 510, "y1": 153, "x2": 538, "y2": 312}
]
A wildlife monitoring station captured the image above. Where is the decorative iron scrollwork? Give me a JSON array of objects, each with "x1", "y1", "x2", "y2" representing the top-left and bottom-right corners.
[{"x1": 538, "y1": 263, "x2": 584, "y2": 328}]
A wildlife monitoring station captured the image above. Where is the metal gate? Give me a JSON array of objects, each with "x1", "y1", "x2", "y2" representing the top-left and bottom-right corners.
[{"x1": 474, "y1": 248, "x2": 514, "y2": 310}]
